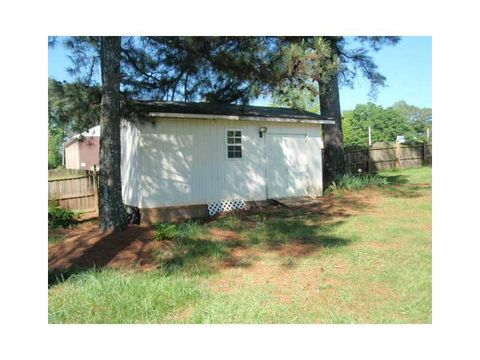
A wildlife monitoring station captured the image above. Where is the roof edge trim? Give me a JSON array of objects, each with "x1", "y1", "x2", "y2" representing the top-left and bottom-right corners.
[{"x1": 145, "y1": 112, "x2": 336, "y2": 125}]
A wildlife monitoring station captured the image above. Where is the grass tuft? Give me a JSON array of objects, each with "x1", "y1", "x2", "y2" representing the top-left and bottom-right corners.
[
  {"x1": 154, "y1": 221, "x2": 209, "y2": 241},
  {"x1": 48, "y1": 269, "x2": 202, "y2": 324}
]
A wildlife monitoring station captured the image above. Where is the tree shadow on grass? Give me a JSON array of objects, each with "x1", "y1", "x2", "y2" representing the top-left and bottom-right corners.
[
  {"x1": 381, "y1": 174, "x2": 409, "y2": 185},
  {"x1": 48, "y1": 190, "x2": 377, "y2": 285},
  {"x1": 379, "y1": 173, "x2": 431, "y2": 198},
  {"x1": 360, "y1": 172, "x2": 432, "y2": 199},
  {"x1": 155, "y1": 217, "x2": 353, "y2": 276},
  {"x1": 49, "y1": 226, "x2": 158, "y2": 286},
  {"x1": 155, "y1": 236, "x2": 233, "y2": 275},
  {"x1": 49, "y1": 267, "x2": 89, "y2": 287},
  {"x1": 381, "y1": 184, "x2": 432, "y2": 199}
]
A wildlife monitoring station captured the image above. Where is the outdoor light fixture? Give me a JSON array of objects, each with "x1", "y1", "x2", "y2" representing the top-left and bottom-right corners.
[{"x1": 259, "y1": 126, "x2": 268, "y2": 138}]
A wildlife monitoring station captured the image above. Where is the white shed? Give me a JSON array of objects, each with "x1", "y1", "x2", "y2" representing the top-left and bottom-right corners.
[{"x1": 121, "y1": 101, "x2": 335, "y2": 223}]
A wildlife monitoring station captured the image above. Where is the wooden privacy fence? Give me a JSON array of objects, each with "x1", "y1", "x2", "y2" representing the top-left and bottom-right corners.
[
  {"x1": 48, "y1": 169, "x2": 99, "y2": 212},
  {"x1": 345, "y1": 142, "x2": 432, "y2": 173}
]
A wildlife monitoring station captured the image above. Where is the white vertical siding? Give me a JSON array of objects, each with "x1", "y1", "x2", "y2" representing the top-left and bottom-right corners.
[
  {"x1": 121, "y1": 119, "x2": 142, "y2": 207},
  {"x1": 122, "y1": 117, "x2": 324, "y2": 208}
]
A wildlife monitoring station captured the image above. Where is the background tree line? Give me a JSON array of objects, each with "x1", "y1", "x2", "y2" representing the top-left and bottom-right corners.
[
  {"x1": 48, "y1": 79, "x2": 101, "y2": 168},
  {"x1": 342, "y1": 101, "x2": 432, "y2": 149}
]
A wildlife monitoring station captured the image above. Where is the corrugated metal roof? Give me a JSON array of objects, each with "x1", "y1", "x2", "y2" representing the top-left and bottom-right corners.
[{"x1": 131, "y1": 101, "x2": 335, "y2": 124}]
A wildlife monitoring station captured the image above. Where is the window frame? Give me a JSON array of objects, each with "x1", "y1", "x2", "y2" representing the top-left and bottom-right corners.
[{"x1": 225, "y1": 128, "x2": 243, "y2": 160}]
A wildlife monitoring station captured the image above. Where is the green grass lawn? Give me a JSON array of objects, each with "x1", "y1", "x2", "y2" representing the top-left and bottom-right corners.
[{"x1": 48, "y1": 166, "x2": 432, "y2": 324}]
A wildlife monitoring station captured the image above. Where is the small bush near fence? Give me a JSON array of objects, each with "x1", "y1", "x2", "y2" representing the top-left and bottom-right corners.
[
  {"x1": 326, "y1": 173, "x2": 389, "y2": 193},
  {"x1": 48, "y1": 204, "x2": 77, "y2": 230}
]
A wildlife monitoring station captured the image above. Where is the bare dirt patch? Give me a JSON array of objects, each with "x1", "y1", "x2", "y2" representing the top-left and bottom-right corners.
[
  {"x1": 49, "y1": 222, "x2": 163, "y2": 271},
  {"x1": 209, "y1": 228, "x2": 241, "y2": 241},
  {"x1": 206, "y1": 258, "x2": 346, "y2": 303}
]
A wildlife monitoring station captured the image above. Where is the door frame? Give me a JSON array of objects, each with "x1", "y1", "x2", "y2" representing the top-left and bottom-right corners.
[{"x1": 265, "y1": 132, "x2": 308, "y2": 199}]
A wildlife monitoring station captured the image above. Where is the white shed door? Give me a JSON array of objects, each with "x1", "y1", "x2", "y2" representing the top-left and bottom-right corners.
[{"x1": 266, "y1": 133, "x2": 308, "y2": 199}]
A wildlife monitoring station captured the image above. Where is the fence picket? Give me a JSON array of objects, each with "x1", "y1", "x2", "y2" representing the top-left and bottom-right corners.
[
  {"x1": 48, "y1": 169, "x2": 99, "y2": 212},
  {"x1": 345, "y1": 142, "x2": 432, "y2": 173}
]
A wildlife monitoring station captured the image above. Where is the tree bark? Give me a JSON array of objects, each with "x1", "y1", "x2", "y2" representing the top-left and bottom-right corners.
[
  {"x1": 319, "y1": 73, "x2": 346, "y2": 185},
  {"x1": 99, "y1": 36, "x2": 127, "y2": 232}
]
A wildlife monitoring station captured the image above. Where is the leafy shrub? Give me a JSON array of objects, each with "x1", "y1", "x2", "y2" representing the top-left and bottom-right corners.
[
  {"x1": 327, "y1": 173, "x2": 388, "y2": 193},
  {"x1": 48, "y1": 205, "x2": 76, "y2": 229},
  {"x1": 154, "y1": 223, "x2": 179, "y2": 240}
]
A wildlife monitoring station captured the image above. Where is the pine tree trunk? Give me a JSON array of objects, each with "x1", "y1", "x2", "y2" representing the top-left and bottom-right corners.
[
  {"x1": 99, "y1": 36, "x2": 126, "y2": 232},
  {"x1": 319, "y1": 73, "x2": 346, "y2": 185}
]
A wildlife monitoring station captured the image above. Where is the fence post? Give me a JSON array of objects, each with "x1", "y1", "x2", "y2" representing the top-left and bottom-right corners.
[
  {"x1": 424, "y1": 128, "x2": 431, "y2": 166},
  {"x1": 367, "y1": 146, "x2": 371, "y2": 173},
  {"x1": 423, "y1": 141, "x2": 427, "y2": 165},
  {"x1": 395, "y1": 141, "x2": 401, "y2": 169},
  {"x1": 93, "y1": 165, "x2": 99, "y2": 214}
]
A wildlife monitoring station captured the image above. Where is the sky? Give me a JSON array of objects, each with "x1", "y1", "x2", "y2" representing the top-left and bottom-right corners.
[
  {"x1": 48, "y1": 36, "x2": 432, "y2": 111},
  {"x1": 338, "y1": 36, "x2": 431, "y2": 110}
]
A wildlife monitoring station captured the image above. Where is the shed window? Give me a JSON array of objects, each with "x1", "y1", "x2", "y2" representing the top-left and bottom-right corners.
[{"x1": 226, "y1": 130, "x2": 242, "y2": 159}]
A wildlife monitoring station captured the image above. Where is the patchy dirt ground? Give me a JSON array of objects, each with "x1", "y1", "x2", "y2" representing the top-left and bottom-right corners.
[{"x1": 49, "y1": 192, "x2": 378, "y2": 274}]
